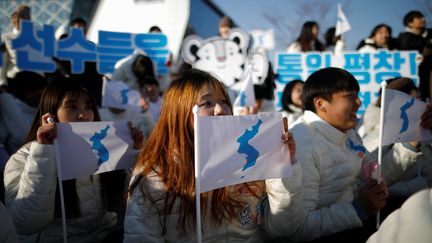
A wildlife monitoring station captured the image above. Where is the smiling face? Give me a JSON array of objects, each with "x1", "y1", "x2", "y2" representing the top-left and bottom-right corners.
[
  {"x1": 56, "y1": 92, "x2": 95, "y2": 122},
  {"x1": 315, "y1": 90, "x2": 361, "y2": 133}
]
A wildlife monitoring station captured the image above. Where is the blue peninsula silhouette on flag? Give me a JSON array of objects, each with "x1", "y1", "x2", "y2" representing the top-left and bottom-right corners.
[
  {"x1": 55, "y1": 121, "x2": 134, "y2": 180},
  {"x1": 102, "y1": 80, "x2": 141, "y2": 112},
  {"x1": 382, "y1": 89, "x2": 432, "y2": 145},
  {"x1": 196, "y1": 112, "x2": 292, "y2": 192}
]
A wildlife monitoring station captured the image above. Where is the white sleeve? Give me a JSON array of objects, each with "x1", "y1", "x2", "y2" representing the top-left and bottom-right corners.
[
  {"x1": 3, "y1": 142, "x2": 58, "y2": 234},
  {"x1": 123, "y1": 182, "x2": 165, "y2": 243},
  {"x1": 263, "y1": 162, "x2": 304, "y2": 238}
]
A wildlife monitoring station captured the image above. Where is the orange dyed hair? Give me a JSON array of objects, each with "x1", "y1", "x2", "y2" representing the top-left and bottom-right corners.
[{"x1": 130, "y1": 69, "x2": 253, "y2": 234}]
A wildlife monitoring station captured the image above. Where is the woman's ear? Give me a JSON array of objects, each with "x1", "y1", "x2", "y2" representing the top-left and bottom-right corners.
[{"x1": 313, "y1": 97, "x2": 328, "y2": 113}]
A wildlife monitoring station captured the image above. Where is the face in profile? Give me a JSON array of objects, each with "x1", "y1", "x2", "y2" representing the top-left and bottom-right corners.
[
  {"x1": 409, "y1": 16, "x2": 426, "y2": 30},
  {"x1": 291, "y1": 83, "x2": 304, "y2": 108},
  {"x1": 196, "y1": 84, "x2": 231, "y2": 116},
  {"x1": 56, "y1": 92, "x2": 95, "y2": 123},
  {"x1": 320, "y1": 90, "x2": 361, "y2": 132}
]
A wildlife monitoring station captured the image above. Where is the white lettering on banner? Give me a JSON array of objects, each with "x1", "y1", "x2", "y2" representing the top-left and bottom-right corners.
[{"x1": 274, "y1": 51, "x2": 419, "y2": 115}]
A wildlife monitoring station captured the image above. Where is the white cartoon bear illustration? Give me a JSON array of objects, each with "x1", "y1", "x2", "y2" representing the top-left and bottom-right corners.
[{"x1": 182, "y1": 28, "x2": 268, "y2": 90}]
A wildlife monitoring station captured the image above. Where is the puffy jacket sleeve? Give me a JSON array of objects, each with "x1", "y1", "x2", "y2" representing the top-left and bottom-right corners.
[
  {"x1": 292, "y1": 145, "x2": 362, "y2": 241},
  {"x1": 367, "y1": 188, "x2": 432, "y2": 243},
  {"x1": 263, "y1": 162, "x2": 304, "y2": 238},
  {"x1": 3, "y1": 142, "x2": 58, "y2": 234},
  {"x1": 123, "y1": 177, "x2": 165, "y2": 243}
]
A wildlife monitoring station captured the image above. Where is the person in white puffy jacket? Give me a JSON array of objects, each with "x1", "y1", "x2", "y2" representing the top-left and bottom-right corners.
[
  {"x1": 123, "y1": 69, "x2": 304, "y2": 242},
  {"x1": 289, "y1": 67, "x2": 431, "y2": 242},
  {"x1": 366, "y1": 188, "x2": 432, "y2": 243},
  {"x1": 4, "y1": 79, "x2": 143, "y2": 242}
]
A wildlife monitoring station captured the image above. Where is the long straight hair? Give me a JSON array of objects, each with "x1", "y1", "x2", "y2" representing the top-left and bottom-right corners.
[
  {"x1": 23, "y1": 78, "x2": 125, "y2": 218},
  {"x1": 297, "y1": 21, "x2": 323, "y2": 52},
  {"x1": 129, "y1": 69, "x2": 258, "y2": 235}
]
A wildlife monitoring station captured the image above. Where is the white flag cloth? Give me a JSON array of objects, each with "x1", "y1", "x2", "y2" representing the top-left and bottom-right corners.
[
  {"x1": 55, "y1": 121, "x2": 134, "y2": 180},
  {"x1": 102, "y1": 80, "x2": 141, "y2": 112},
  {"x1": 233, "y1": 72, "x2": 256, "y2": 110},
  {"x1": 382, "y1": 89, "x2": 432, "y2": 145},
  {"x1": 335, "y1": 4, "x2": 351, "y2": 36},
  {"x1": 196, "y1": 112, "x2": 292, "y2": 192},
  {"x1": 250, "y1": 29, "x2": 275, "y2": 50}
]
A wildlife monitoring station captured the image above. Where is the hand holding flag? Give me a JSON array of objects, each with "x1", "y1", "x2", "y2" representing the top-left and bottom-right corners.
[{"x1": 55, "y1": 121, "x2": 135, "y2": 180}]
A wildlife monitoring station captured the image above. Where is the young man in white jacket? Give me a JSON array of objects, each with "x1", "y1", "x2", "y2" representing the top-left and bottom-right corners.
[{"x1": 288, "y1": 67, "x2": 431, "y2": 242}]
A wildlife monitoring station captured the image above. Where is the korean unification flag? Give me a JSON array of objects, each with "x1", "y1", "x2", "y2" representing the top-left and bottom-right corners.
[
  {"x1": 382, "y1": 89, "x2": 432, "y2": 145},
  {"x1": 250, "y1": 29, "x2": 275, "y2": 51},
  {"x1": 335, "y1": 4, "x2": 351, "y2": 36},
  {"x1": 102, "y1": 80, "x2": 141, "y2": 112},
  {"x1": 233, "y1": 72, "x2": 256, "y2": 111},
  {"x1": 55, "y1": 121, "x2": 134, "y2": 180},
  {"x1": 196, "y1": 112, "x2": 292, "y2": 192}
]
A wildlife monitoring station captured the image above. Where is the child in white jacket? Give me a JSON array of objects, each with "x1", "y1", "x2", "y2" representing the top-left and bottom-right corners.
[{"x1": 4, "y1": 79, "x2": 143, "y2": 242}]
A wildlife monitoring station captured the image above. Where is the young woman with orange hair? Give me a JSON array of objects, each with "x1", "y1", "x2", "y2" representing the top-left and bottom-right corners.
[{"x1": 123, "y1": 69, "x2": 303, "y2": 242}]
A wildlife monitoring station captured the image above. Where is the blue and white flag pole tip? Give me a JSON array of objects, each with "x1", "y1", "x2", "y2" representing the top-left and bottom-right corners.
[{"x1": 380, "y1": 81, "x2": 387, "y2": 88}]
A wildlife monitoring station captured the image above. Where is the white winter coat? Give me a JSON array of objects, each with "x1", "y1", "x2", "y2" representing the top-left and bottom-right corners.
[
  {"x1": 124, "y1": 163, "x2": 304, "y2": 242},
  {"x1": 4, "y1": 142, "x2": 118, "y2": 242},
  {"x1": 367, "y1": 188, "x2": 432, "y2": 243},
  {"x1": 289, "y1": 111, "x2": 421, "y2": 241}
]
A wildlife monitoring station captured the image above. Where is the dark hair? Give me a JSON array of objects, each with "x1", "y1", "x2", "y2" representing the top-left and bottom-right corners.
[
  {"x1": 303, "y1": 67, "x2": 359, "y2": 112},
  {"x1": 132, "y1": 54, "x2": 156, "y2": 82},
  {"x1": 7, "y1": 71, "x2": 47, "y2": 103},
  {"x1": 369, "y1": 24, "x2": 392, "y2": 39},
  {"x1": 376, "y1": 77, "x2": 418, "y2": 106},
  {"x1": 70, "y1": 17, "x2": 87, "y2": 27},
  {"x1": 254, "y1": 63, "x2": 276, "y2": 100},
  {"x1": 281, "y1": 80, "x2": 304, "y2": 112},
  {"x1": 403, "y1": 10, "x2": 424, "y2": 27},
  {"x1": 22, "y1": 79, "x2": 126, "y2": 218},
  {"x1": 24, "y1": 79, "x2": 100, "y2": 145},
  {"x1": 138, "y1": 78, "x2": 159, "y2": 88},
  {"x1": 297, "y1": 21, "x2": 323, "y2": 51},
  {"x1": 324, "y1": 27, "x2": 339, "y2": 47},
  {"x1": 149, "y1": 26, "x2": 162, "y2": 33}
]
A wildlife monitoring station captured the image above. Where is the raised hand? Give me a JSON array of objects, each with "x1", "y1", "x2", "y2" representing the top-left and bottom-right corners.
[
  {"x1": 282, "y1": 117, "x2": 296, "y2": 162},
  {"x1": 128, "y1": 121, "x2": 144, "y2": 149},
  {"x1": 37, "y1": 113, "x2": 57, "y2": 144}
]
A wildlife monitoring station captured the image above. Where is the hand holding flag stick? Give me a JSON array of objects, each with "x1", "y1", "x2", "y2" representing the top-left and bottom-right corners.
[
  {"x1": 38, "y1": 113, "x2": 57, "y2": 145},
  {"x1": 282, "y1": 117, "x2": 296, "y2": 163}
]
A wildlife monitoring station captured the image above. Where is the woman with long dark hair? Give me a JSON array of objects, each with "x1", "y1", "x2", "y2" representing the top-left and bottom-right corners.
[{"x1": 4, "y1": 78, "x2": 143, "y2": 242}]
